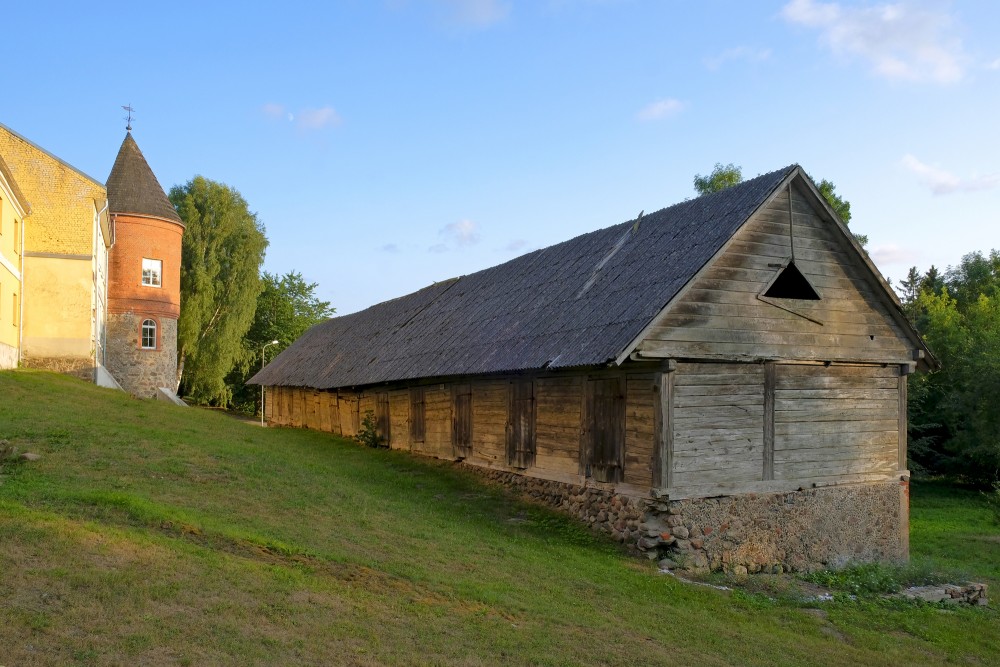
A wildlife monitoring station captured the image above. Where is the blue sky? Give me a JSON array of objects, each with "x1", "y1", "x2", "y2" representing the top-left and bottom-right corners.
[{"x1": 5, "y1": 0, "x2": 999, "y2": 314}]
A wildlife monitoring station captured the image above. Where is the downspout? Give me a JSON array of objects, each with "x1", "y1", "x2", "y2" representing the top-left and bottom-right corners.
[
  {"x1": 17, "y1": 208, "x2": 25, "y2": 365},
  {"x1": 94, "y1": 199, "x2": 109, "y2": 368}
]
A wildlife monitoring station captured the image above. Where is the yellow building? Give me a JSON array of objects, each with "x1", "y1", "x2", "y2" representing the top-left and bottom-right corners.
[
  {"x1": 0, "y1": 154, "x2": 30, "y2": 368},
  {"x1": 0, "y1": 124, "x2": 114, "y2": 381}
]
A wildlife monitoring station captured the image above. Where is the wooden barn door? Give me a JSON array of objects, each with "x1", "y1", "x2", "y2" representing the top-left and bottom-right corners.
[
  {"x1": 585, "y1": 377, "x2": 625, "y2": 483},
  {"x1": 506, "y1": 379, "x2": 535, "y2": 469},
  {"x1": 376, "y1": 392, "x2": 391, "y2": 445},
  {"x1": 453, "y1": 383, "x2": 472, "y2": 459}
]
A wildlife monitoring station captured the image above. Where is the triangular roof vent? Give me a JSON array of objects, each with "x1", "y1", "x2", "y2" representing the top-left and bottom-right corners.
[{"x1": 763, "y1": 262, "x2": 820, "y2": 300}]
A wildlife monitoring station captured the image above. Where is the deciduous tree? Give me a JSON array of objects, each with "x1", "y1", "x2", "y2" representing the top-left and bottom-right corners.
[
  {"x1": 228, "y1": 271, "x2": 335, "y2": 413},
  {"x1": 170, "y1": 177, "x2": 268, "y2": 405}
]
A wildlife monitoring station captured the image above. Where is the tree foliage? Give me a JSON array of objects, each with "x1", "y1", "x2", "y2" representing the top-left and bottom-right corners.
[
  {"x1": 228, "y1": 271, "x2": 335, "y2": 413},
  {"x1": 906, "y1": 250, "x2": 1000, "y2": 484},
  {"x1": 170, "y1": 177, "x2": 268, "y2": 406},
  {"x1": 693, "y1": 163, "x2": 742, "y2": 196},
  {"x1": 692, "y1": 163, "x2": 865, "y2": 245}
]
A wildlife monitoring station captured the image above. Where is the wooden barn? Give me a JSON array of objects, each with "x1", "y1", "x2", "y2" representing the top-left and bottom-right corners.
[{"x1": 251, "y1": 165, "x2": 934, "y2": 572}]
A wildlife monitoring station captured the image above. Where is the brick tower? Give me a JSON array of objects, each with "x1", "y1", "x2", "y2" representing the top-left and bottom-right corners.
[{"x1": 105, "y1": 132, "x2": 184, "y2": 397}]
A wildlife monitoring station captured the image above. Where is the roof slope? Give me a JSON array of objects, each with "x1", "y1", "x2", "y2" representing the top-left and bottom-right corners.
[
  {"x1": 0, "y1": 153, "x2": 30, "y2": 215},
  {"x1": 251, "y1": 166, "x2": 796, "y2": 389},
  {"x1": 106, "y1": 133, "x2": 183, "y2": 224}
]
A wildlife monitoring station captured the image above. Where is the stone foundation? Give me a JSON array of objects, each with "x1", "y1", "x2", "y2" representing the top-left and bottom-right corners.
[
  {"x1": 105, "y1": 313, "x2": 178, "y2": 398},
  {"x1": 465, "y1": 464, "x2": 907, "y2": 573},
  {"x1": 21, "y1": 355, "x2": 95, "y2": 381}
]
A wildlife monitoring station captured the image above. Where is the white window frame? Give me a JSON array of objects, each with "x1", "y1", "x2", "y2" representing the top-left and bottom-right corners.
[
  {"x1": 141, "y1": 318, "x2": 157, "y2": 349},
  {"x1": 142, "y1": 258, "x2": 162, "y2": 288}
]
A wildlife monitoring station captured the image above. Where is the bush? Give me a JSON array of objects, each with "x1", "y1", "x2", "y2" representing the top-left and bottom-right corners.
[{"x1": 356, "y1": 410, "x2": 384, "y2": 448}]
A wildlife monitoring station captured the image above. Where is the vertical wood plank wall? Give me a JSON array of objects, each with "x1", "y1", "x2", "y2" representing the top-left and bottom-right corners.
[
  {"x1": 624, "y1": 374, "x2": 655, "y2": 487},
  {"x1": 263, "y1": 359, "x2": 901, "y2": 495},
  {"x1": 534, "y1": 376, "x2": 583, "y2": 480}
]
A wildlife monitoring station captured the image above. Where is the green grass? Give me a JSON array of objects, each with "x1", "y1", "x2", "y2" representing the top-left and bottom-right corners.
[{"x1": 0, "y1": 370, "x2": 997, "y2": 666}]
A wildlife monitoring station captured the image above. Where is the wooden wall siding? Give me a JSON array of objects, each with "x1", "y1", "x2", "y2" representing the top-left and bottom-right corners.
[
  {"x1": 773, "y1": 364, "x2": 899, "y2": 483},
  {"x1": 375, "y1": 392, "x2": 391, "y2": 443},
  {"x1": 409, "y1": 387, "x2": 425, "y2": 445},
  {"x1": 584, "y1": 377, "x2": 625, "y2": 483},
  {"x1": 639, "y1": 185, "x2": 912, "y2": 364},
  {"x1": 338, "y1": 393, "x2": 359, "y2": 437},
  {"x1": 672, "y1": 363, "x2": 765, "y2": 488},
  {"x1": 533, "y1": 376, "x2": 582, "y2": 478},
  {"x1": 423, "y1": 385, "x2": 454, "y2": 459},
  {"x1": 625, "y1": 374, "x2": 655, "y2": 488},
  {"x1": 389, "y1": 389, "x2": 410, "y2": 450},
  {"x1": 507, "y1": 379, "x2": 536, "y2": 469},
  {"x1": 469, "y1": 379, "x2": 507, "y2": 467},
  {"x1": 452, "y1": 384, "x2": 472, "y2": 459}
]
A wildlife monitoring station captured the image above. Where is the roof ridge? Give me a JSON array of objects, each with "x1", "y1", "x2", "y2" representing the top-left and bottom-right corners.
[{"x1": 0, "y1": 122, "x2": 107, "y2": 189}]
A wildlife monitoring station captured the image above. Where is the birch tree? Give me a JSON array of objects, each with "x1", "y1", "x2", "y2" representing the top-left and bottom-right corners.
[{"x1": 170, "y1": 176, "x2": 268, "y2": 405}]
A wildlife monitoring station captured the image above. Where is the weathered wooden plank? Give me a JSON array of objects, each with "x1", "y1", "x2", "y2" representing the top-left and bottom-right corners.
[
  {"x1": 776, "y1": 407, "x2": 897, "y2": 423},
  {"x1": 776, "y1": 431, "x2": 898, "y2": 450},
  {"x1": 899, "y1": 365, "x2": 909, "y2": 470},
  {"x1": 763, "y1": 361, "x2": 775, "y2": 481},
  {"x1": 652, "y1": 368, "x2": 674, "y2": 489},
  {"x1": 639, "y1": 339, "x2": 913, "y2": 364},
  {"x1": 775, "y1": 419, "x2": 898, "y2": 436}
]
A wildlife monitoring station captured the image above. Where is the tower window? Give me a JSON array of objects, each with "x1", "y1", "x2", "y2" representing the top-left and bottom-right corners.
[
  {"x1": 763, "y1": 262, "x2": 820, "y2": 300},
  {"x1": 141, "y1": 319, "x2": 157, "y2": 349},
  {"x1": 142, "y1": 258, "x2": 162, "y2": 287}
]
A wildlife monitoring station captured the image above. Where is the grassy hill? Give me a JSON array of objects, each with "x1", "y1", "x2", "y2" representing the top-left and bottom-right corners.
[{"x1": 0, "y1": 370, "x2": 997, "y2": 666}]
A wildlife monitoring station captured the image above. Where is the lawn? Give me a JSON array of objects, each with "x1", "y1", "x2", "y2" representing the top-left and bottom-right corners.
[{"x1": 0, "y1": 370, "x2": 997, "y2": 666}]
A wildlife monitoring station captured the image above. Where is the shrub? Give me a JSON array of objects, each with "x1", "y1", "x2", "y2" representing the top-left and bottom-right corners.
[{"x1": 356, "y1": 410, "x2": 384, "y2": 448}]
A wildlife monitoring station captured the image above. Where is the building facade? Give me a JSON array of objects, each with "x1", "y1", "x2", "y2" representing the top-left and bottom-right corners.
[
  {"x1": 0, "y1": 155, "x2": 30, "y2": 368},
  {"x1": 104, "y1": 133, "x2": 185, "y2": 397},
  {"x1": 0, "y1": 124, "x2": 184, "y2": 398},
  {"x1": 254, "y1": 166, "x2": 936, "y2": 573},
  {"x1": 0, "y1": 124, "x2": 113, "y2": 380}
]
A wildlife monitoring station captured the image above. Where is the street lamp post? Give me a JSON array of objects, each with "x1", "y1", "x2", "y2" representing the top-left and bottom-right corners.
[{"x1": 261, "y1": 340, "x2": 279, "y2": 427}]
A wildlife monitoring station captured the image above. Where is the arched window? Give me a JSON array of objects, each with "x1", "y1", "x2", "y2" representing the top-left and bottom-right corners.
[{"x1": 141, "y1": 319, "x2": 157, "y2": 349}]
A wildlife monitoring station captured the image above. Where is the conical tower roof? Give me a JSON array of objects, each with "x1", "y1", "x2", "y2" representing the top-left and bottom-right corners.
[{"x1": 106, "y1": 132, "x2": 182, "y2": 224}]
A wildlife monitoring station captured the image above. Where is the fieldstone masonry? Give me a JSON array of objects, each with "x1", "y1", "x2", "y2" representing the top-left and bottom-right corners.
[
  {"x1": 105, "y1": 313, "x2": 178, "y2": 398},
  {"x1": 468, "y1": 464, "x2": 907, "y2": 573}
]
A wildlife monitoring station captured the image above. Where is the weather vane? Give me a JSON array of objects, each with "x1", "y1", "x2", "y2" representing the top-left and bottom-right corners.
[{"x1": 122, "y1": 104, "x2": 135, "y2": 131}]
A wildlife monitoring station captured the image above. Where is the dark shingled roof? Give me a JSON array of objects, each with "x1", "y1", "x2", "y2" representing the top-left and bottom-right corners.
[
  {"x1": 106, "y1": 132, "x2": 183, "y2": 224},
  {"x1": 251, "y1": 165, "x2": 797, "y2": 389}
]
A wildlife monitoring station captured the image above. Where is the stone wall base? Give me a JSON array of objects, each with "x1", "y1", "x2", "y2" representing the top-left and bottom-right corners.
[
  {"x1": 105, "y1": 314, "x2": 178, "y2": 398},
  {"x1": 21, "y1": 355, "x2": 95, "y2": 381},
  {"x1": 464, "y1": 464, "x2": 907, "y2": 573}
]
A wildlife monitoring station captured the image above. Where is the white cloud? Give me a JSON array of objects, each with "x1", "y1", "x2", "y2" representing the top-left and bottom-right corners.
[
  {"x1": 869, "y1": 243, "x2": 918, "y2": 266},
  {"x1": 297, "y1": 107, "x2": 342, "y2": 130},
  {"x1": 900, "y1": 154, "x2": 1000, "y2": 195},
  {"x1": 437, "y1": 0, "x2": 510, "y2": 28},
  {"x1": 381, "y1": 243, "x2": 400, "y2": 253},
  {"x1": 704, "y1": 47, "x2": 772, "y2": 71},
  {"x1": 430, "y1": 219, "x2": 481, "y2": 252},
  {"x1": 781, "y1": 0, "x2": 966, "y2": 84},
  {"x1": 444, "y1": 219, "x2": 480, "y2": 246},
  {"x1": 504, "y1": 239, "x2": 528, "y2": 252},
  {"x1": 636, "y1": 98, "x2": 685, "y2": 121},
  {"x1": 988, "y1": 58, "x2": 1000, "y2": 70}
]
